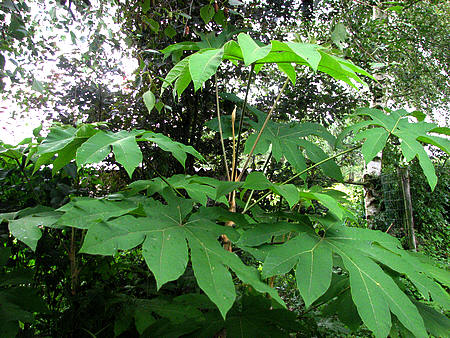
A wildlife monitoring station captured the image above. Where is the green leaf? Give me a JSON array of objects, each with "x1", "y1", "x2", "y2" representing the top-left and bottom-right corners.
[
  {"x1": 160, "y1": 42, "x2": 199, "y2": 56},
  {"x1": 257, "y1": 219, "x2": 435, "y2": 338},
  {"x1": 142, "y1": 221, "x2": 189, "y2": 290},
  {"x1": 76, "y1": 130, "x2": 143, "y2": 177},
  {"x1": 186, "y1": 229, "x2": 236, "y2": 318},
  {"x1": 70, "y1": 31, "x2": 77, "y2": 44},
  {"x1": 399, "y1": 135, "x2": 422, "y2": 162},
  {"x1": 31, "y1": 78, "x2": 45, "y2": 93},
  {"x1": 417, "y1": 135, "x2": 450, "y2": 155},
  {"x1": 134, "y1": 305, "x2": 156, "y2": 334},
  {"x1": 356, "y1": 107, "x2": 444, "y2": 190},
  {"x1": 413, "y1": 301, "x2": 450, "y2": 337},
  {"x1": 285, "y1": 42, "x2": 322, "y2": 71},
  {"x1": 323, "y1": 287, "x2": 362, "y2": 331},
  {"x1": 318, "y1": 53, "x2": 364, "y2": 88},
  {"x1": 189, "y1": 48, "x2": 224, "y2": 91},
  {"x1": 0, "y1": 247, "x2": 11, "y2": 267},
  {"x1": 295, "y1": 237, "x2": 333, "y2": 308},
  {"x1": 144, "y1": 17, "x2": 159, "y2": 33},
  {"x1": 354, "y1": 128, "x2": 389, "y2": 164},
  {"x1": 174, "y1": 64, "x2": 192, "y2": 97},
  {"x1": 8, "y1": 218, "x2": 42, "y2": 251},
  {"x1": 244, "y1": 111, "x2": 339, "y2": 180},
  {"x1": 7, "y1": 211, "x2": 61, "y2": 250},
  {"x1": 57, "y1": 198, "x2": 139, "y2": 229},
  {"x1": 410, "y1": 110, "x2": 426, "y2": 122},
  {"x1": 416, "y1": 147, "x2": 437, "y2": 191},
  {"x1": 243, "y1": 172, "x2": 272, "y2": 190},
  {"x1": 163, "y1": 25, "x2": 177, "y2": 39},
  {"x1": 429, "y1": 126, "x2": 450, "y2": 136},
  {"x1": 161, "y1": 57, "x2": 190, "y2": 94},
  {"x1": 331, "y1": 23, "x2": 348, "y2": 49},
  {"x1": 272, "y1": 184, "x2": 300, "y2": 208},
  {"x1": 37, "y1": 126, "x2": 77, "y2": 154},
  {"x1": 356, "y1": 108, "x2": 399, "y2": 131},
  {"x1": 238, "y1": 222, "x2": 306, "y2": 246},
  {"x1": 200, "y1": 4, "x2": 215, "y2": 24},
  {"x1": 143, "y1": 90, "x2": 156, "y2": 113},
  {"x1": 298, "y1": 139, "x2": 343, "y2": 181},
  {"x1": 140, "y1": 132, "x2": 205, "y2": 168},
  {"x1": 237, "y1": 33, "x2": 271, "y2": 66},
  {"x1": 79, "y1": 198, "x2": 285, "y2": 318},
  {"x1": 277, "y1": 62, "x2": 296, "y2": 84},
  {"x1": 141, "y1": 0, "x2": 151, "y2": 13},
  {"x1": 341, "y1": 253, "x2": 392, "y2": 338},
  {"x1": 80, "y1": 214, "x2": 147, "y2": 254}
]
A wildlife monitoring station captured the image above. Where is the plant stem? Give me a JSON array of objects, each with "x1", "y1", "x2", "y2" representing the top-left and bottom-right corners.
[
  {"x1": 149, "y1": 162, "x2": 184, "y2": 197},
  {"x1": 237, "y1": 77, "x2": 290, "y2": 182},
  {"x1": 243, "y1": 145, "x2": 362, "y2": 213},
  {"x1": 215, "y1": 74, "x2": 231, "y2": 181},
  {"x1": 233, "y1": 64, "x2": 254, "y2": 181},
  {"x1": 231, "y1": 106, "x2": 237, "y2": 181}
]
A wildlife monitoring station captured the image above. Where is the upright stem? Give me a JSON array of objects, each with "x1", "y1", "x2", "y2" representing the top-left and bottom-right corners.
[
  {"x1": 233, "y1": 65, "x2": 255, "y2": 181},
  {"x1": 230, "y1": 106, "x2": 237, "y2": 181},
  {"x1": 237, "y1": 77, "x2": 290, "y2": 182},
  {"x1": 69, "y1": 228, "x2": 79, "y2": 295},
  {"x1": 215, "y1": 74, "x2": 231, "y2": 181}
]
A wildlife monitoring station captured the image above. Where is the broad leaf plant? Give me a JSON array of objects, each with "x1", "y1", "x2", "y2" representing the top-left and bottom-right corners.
[{"x1": 1, "y1": 33, "x2": 449, "y2": 337}]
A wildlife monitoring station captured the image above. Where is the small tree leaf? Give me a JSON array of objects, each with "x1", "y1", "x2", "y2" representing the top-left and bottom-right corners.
[
  {"x1": 31, "y1": 79, "x2": 45, "y2": 93},
  {"x1": 331, "y1": 23, "x2": 348, "y2": 49},
  {"x1": 143, "y1": 90, "x2": 156, "y2": 113},
  {"x1": 200, "y1": 4, "x2": 215, "y2": 24}
]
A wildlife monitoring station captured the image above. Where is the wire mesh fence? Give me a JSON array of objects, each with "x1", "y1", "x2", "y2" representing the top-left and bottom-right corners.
[{"x1": 380, "y1": 172, "x2": 405, "y2": 230}]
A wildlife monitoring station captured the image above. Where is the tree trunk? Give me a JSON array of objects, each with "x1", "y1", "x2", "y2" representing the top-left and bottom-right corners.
[{"x1": 363, "y1": 6, "x2": 386, "y2": 229}]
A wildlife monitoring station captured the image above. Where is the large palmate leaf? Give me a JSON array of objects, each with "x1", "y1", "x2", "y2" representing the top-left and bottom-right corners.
[
  {"x1": 241, "y1": 172, "x2": 348, "y2": 218},
  {"x1": 241, "y1": 108, "x2": 342, "y2": 181},
  {"x1": 1, "y1": 206, "x2": 62, "y2": 251},
  {"x1": 45, "y1": 127, "x2": 207, "y2": 178},
  {"x1": 36, "y1": 125, "x2": 78, "y2": 154},
  {"x1": 76, "y1": 129, "x2": 144, "y2": 177},
  {"x1": 189, "y1": 48, "x2": 224, "y2": 91},
  {"x1": 0, "y1": 287, "x2": 48, "y2": 336},
  {"x1": 34, "y1": 124, "x2": 99, "y2": 174},
  {"x1": 56, "y1": 198, "x2": 140, "y2": 229},
  {"x1": 243, "y1": 172, "x2": 300, "y2": 208},
  {"x1": 353, "y1": 108, "x2": 449, "y2": 190},
  {"x1": 237, "y1": 33, "x2": 271, "y2": 66},
  {"x1": 128, "y1": 174, "x2": 229, "y2": 206},
  {"x1": 139, "y1": 132, "x2": 205, "y2": 168},
  {"x1": 242, "y1": 214, "x2": 449, "y2": 337},
  {"x1": 78, "y1": 197, "x2": 284, "y2": 318},
  {"x1": 162, "y1": 34, "x2": 372, "y2": 97}
]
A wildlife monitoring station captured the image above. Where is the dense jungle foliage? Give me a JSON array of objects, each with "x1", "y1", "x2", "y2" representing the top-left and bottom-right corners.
[{"x1": 0, "y1": 1, "x2": 449, "y2": 337}]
